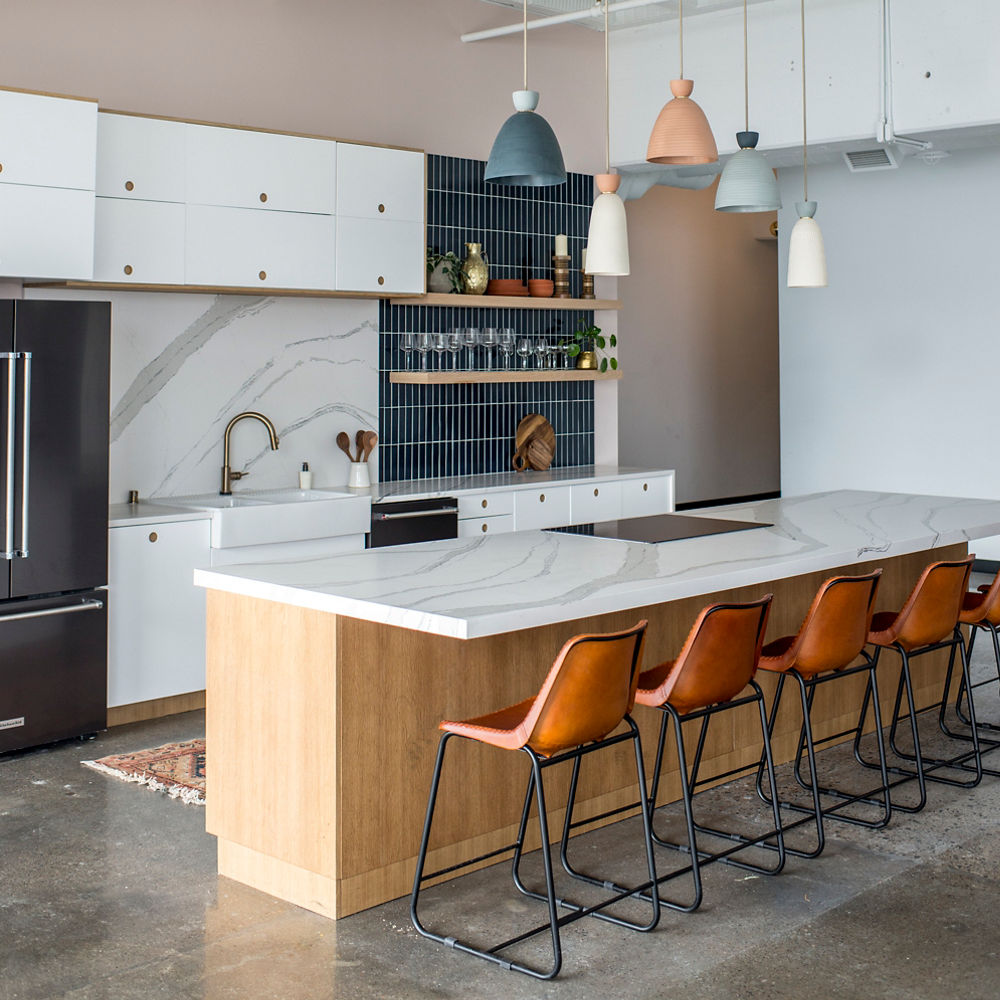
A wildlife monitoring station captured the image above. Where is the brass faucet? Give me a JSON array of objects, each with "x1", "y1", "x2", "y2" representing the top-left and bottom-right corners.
[{"x1": 220, "y1": 411, "x2": 279, "y2": 495}]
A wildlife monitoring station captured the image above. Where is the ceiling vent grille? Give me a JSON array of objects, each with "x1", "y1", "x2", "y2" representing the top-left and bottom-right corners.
[{"x1": 844, "y1": 148, "x2": 898, "y2": 172}]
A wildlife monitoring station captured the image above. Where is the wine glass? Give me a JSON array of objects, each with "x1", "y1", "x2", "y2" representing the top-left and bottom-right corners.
[
  {"x1": 533, "y1": 339, "x2": 549, "y2": 370},
  {"x1": 416, "y1": 332, "x2": 433, "y2": 371},
  {"x1": 400, "y1": 332, "x2": 415, "y2": 371},
  {"x1": 462, "y1": 327, "x2": 479, "y2": 370},
  {"x1": 432, "y1": 332, "x2": 447, "y2": 371},
  {"x1": 498, "y1": 328, "x2": 515, "y2": 369},
  {"x1": 558, "y1": 339, "x2": 572, "y2": 369},
  {"x1": 480, "y1": 327, "x2": 498, "y2": 370},
  {"x1": 516, "y1": 338, "x2": 531, "y2": 370},
  {"x1": 446, "y1": 328, "x2": 463, "y2": 370}
]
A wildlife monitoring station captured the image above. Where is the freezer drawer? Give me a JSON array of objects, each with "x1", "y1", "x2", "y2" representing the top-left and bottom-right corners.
[{"x1": 0, "y1": 591, "x2": 107, "y2": 753}]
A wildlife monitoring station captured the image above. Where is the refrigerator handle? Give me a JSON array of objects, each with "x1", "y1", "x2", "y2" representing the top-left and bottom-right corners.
[
  {"x1": 1, "y1": 352, "x2": 15, "y2": 560},
  {"x1": 18, "y1": 352, "x2": 31, "y2": 558},
  {"x1": 0, "y1": 597, "x2": 104, "y2": 623}
]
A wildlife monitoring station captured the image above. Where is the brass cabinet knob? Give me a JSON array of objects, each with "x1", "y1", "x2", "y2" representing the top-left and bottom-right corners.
[
  {"x1": 125, "y1": 180, "x2": 134, "y2": 192},
  {"x1": 0, "y1": 163, "x2": 4, "y2": 173},
  {"x1": 377, "y1": 275, "x2": 385, "y2": 286},
  {"x1": 148, "y1": 531, "x2": 158, "y2": 543},
  {"x1": 481, "y1": 522, "x2": 488, "y2": 533},
  {"x1": 594, "y1": 488, "x2": 599, "y2": 497},
  {"x1": 123, "y1": 265, "x2": 133, "y2": 276},
  {"x1": 539, "y1": 494, "x2": 546, "y2": 503},
  {"x1": 259, "y1": 270, "x2": 267, "y2": 281},
  {"x1": 259, "y1": 192, "x2": 268, "y2": 203},
  {"x1": 643, "y1": 483, "x2": 648, "y2": 491},
  {"x1": 378, "y1": 203, "x2": 385, "y2": 213},
  {"x1": 481, "y1": 499, "x2": 488, "y2": 509}
]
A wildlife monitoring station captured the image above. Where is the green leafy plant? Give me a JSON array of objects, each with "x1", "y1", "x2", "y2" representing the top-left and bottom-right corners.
[
  {"x1": 568, "y1": 323, "x2": 618, "y2": 373},
  {"x1": 426, "y1": 246, "x2": 463, "y2": 293}
]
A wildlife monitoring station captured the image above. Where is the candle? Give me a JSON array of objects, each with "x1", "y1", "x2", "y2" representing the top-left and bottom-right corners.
[
  {"x1": 555, "y1": 233, "x2": 568, "y2": 257},
  {"x1": 581, "y1": 247, "x2": 588, "y2": 270}
]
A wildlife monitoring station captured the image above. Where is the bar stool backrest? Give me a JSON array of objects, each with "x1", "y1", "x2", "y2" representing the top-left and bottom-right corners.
[
  {"x1": 525, "y1": 620, "x2": 648, "y2": 758},
  {"x1": 790, "y1": 571, "x2": 881, "y2": 673},
  {"x1": 653, "y1": 596, "x2": 772, "y2": 713},
  {"x1": 975, "y1": 572, "x2": 1000, "y2": 626},
  {"x1": 889, "y1": 557, "x2": 974, "y2": 650}
]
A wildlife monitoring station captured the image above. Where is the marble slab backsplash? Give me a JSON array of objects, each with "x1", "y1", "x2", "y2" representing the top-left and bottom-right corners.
[{"x1": 26, "y1": 288, "x2": 378, "y2": 502}]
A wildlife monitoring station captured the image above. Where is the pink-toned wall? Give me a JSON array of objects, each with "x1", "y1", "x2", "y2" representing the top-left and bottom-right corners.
[{"x1": 0, "y1": 0, "x2": 604, "y2": 169}]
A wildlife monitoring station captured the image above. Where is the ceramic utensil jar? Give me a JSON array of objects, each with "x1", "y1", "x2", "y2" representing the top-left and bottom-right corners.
[{"x1": 460, "y1": 243, "x2": 489, "y2": 295}]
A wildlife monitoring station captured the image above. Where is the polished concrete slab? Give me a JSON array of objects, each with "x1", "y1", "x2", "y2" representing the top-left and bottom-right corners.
[{"x1": 4, "y1": 631, "x2": 1000, "y2": 1000}]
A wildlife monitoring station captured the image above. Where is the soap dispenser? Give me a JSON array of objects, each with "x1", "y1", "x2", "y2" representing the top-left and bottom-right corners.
[{"x1": 299, "y1": 461, "x2": 312, "y2": 490}]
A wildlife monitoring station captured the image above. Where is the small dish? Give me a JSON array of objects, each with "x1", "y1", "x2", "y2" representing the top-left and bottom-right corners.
[{"x1": 528, "y1": 279, "x2": 554, "y2": 298}]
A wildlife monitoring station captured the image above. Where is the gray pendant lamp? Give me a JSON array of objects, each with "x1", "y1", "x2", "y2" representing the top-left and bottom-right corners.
[
  {"x1": 485, "y1": 0, "x2": 567, "y2": 187},
  {"x1": 586, "y1": 0, "x2": 629, "y2": 276},
  {"x1": 715, "y1": 0, "x2": 781, "y2": 213}
]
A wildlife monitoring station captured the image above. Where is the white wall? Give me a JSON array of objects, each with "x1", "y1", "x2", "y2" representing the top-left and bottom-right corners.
[{"x1": 777, "y1": 145, "x2": 1000, "y2": 556}]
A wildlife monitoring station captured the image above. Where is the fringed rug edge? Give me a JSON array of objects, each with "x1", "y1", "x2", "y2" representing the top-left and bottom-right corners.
[{"x1": 81, "y1": 758, "x2": 206, "y2": 806}]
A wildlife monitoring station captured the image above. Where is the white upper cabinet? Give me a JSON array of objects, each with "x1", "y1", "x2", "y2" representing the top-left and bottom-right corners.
[
  {"x1": 94, "y1": 198, "x2": 185, "y2": 285},
  {"x1": 0, "y1": 184, "x2": 94, "y2": 280},
  {"x1": 0, "y1": 88, "x2": 97, "y2": 190},
  {"x1": 335, "y1": 217, "x2": 424, "y2": 294},
  {"x1": 185, "y1": 124, "x2": 336, "y2": 215},
  {"x1": 96, "y1": 112, "x2": 186, "y2": 202},
  {"x1": 336, "y1": 143, "x2": 424, "y2": 222}
]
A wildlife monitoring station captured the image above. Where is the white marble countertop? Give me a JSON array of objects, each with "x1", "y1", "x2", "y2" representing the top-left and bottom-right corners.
[
  {"x1": 193, "y1": 490, "x2": 1000, "y2": 639},
  {"x1": 109, "y1": 501, "x2": 212, "y2": 528}
]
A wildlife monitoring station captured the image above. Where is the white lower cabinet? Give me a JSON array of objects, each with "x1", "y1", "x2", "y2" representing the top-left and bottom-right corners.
[
  {"x1": 512, "y1": 486, "x2": 573, "y2": 531},
  {"x1": 570, "y1": 481, "x2": 623, "y2": 523},
  {"x1": 620, "y1": 475, "x2": 674, "y2": 518},
  {"x1": 0, "y1": 183, "x2": 94, "y2": 280},
  {"x1": 94, "y1": 197, "x2": 185, "y2": 284},
  {"x1": 108, "y1": 518, "x2": 210, "y2": 708},
  {"x1": 458, "y1": 514, "x2": 514, "y2": 537}
]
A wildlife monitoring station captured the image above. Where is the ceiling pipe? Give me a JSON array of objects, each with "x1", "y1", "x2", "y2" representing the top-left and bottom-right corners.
[{"x1": 461, "y1": 0, "x2": 674, "y2": 43}]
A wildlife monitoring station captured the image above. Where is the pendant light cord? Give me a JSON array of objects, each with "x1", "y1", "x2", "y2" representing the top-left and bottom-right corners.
[
  {"x1": 743, "y1": 0, "x2": 749, "y2": 131},
  {"x1": 801, "y1": 0, "x2": 809, "y2": 201},
  {"x1": 604, "y1": 0, "x2": 610, "y2": 172},
  {"x1": 523, "y1": 0, "x2": 528, "y2": 90},
  {"x1": 679, "y1": 0, "x2": 684, "y2": 78}
]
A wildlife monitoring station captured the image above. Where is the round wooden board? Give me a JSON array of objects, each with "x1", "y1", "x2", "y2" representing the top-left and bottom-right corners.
[{"x1": 513, "y1": 413, "x2": 556, "y2": 471}]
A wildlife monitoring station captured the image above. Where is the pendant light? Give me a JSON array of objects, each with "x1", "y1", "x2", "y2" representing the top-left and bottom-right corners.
[
  {"x1": 485, "y1": 0, "x2": 567, "y2": 187},
  {"x1": 586, "y1": 0, "x2": 629, "y2": 276},
  {"x1": 787, "y1": 0, "x2": 828, "y2": 287},
  {"x1": 646, "y1": 0, "x2": 718, "y2": 165},
  {"x1": 715, "y1": 0, "x2": 781, "y2": 213}
]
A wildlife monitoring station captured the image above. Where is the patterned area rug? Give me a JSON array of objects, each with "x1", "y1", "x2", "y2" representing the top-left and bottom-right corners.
[{"x1": 82, "y1": 739, "x2": 206, "y2": 805}]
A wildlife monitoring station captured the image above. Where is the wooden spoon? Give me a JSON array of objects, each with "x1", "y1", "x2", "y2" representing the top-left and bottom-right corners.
[
  {"x1": 362, "y1": 430, "x2": 378, "y2": 462},
  {"x1": 355, "y1": 429, "x2": 366, "y2": 464},
  {"x1": 336, "y1": 431, "x2": 353, "y2": 461}
]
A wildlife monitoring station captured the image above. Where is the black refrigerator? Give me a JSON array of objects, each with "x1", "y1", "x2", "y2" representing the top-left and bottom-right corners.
[{"x1": 0, "y1": 300, "x2": 110, "y2": 754}]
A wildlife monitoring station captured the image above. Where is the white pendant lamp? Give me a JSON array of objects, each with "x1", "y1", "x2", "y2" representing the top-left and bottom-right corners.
[
  {"x1": 586, "y1": 0, "x2": 629, "y2": 276},
  {"x1": 485, "y1": 0, "x2": 567, "y2": 187},
  {"x1": 715, "y1": 0, "x2": 781, "y2": 213},
  {"x1": 787, "y1": 0, "x2": 828, "y2": 287},
  {"x1": 646, "y1": 0, "x2": 718, "y2": 165}
]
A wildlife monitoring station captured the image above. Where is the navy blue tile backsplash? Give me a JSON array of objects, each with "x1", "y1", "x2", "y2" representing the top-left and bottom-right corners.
[{"x1": 379, "y1": 154, "x2": 595, "y2": 483}]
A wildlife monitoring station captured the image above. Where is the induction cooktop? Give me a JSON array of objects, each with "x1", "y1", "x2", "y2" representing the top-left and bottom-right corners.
[{"x1": 549, "y1": 513, "x2": 772, "y2": 544}]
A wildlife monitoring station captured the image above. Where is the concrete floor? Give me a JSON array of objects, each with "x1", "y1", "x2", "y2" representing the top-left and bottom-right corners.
[{"x1": 4, "y1": 636, "x2": 1000, "y2": 999}]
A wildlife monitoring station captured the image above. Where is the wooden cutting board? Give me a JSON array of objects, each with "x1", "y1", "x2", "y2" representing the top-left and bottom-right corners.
[{"x1": 512, "y1": 413, "x2": 556, "y2": 471}]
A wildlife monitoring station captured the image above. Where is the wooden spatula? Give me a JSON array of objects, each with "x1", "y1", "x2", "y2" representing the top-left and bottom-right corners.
[{"x1": 336, "y1": 431, "x2": 353, "y2": 461}]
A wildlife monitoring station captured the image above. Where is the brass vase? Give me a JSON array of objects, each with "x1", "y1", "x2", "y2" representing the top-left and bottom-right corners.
[
  {"x1": 461, "y1": 242, "x2": 489, "y2": 295},
  {"x1": 576, "y1": 350, "x2": 598, "y2": 370}
]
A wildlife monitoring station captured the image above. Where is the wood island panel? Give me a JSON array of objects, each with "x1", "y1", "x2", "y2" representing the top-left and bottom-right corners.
[{"x1": 205, "y1": 544, "x2": 965, "y2": 919}]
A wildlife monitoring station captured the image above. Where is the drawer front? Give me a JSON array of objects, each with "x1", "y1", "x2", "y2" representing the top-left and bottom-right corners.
[
  {"x1": 0, "y1": 90, "x2": 96, "y2": 191},
  {"x1": 185, "y1": 205, "x2": 336, "y2": 290},
  {"x1": 457, "y1": 514, "x2": 514, "y2": 538},
  {"x1": 335, "y1": 216, "x2": 424, "y2": 293},
  {"x1": 0, "y1": 184, "x2": 94, "y2": 281},
  {"x1": 620, "y1": 475, "x2": 675, "y2": 519},
  {"x1": 94, "y1": 198, "x2": 185, "y2": 284},
  {"x1": 337, "y1": 143, "x2": 424, "y2": 222},
  {"x1": 96, "y1": 113, "x2": 187, "y2": 202},
  {"x1": 570, "y1": 482, "x2": 622, "y2": 524},
  {"x1": 513, "y1": 486, "x2": 572, "y2": 531},
  {"x1": 185, "y1": 124, "x2": 336, "y2": 214},
  {"x1": 457, "y1": 492, "x2": 514, "y2": 519}
]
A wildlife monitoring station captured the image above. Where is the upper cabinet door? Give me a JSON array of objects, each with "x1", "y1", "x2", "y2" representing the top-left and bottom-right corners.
[
  {"x1": 185, "y1": 124, "x2": 336, "y2": 214},
  {"x1": 0, "y1": 185, "x2": 94, "y2": 280},
  {"x1": 336, "y1": 144, "x2": 424, "y2": 222},
  {"x1": 96, "y1": 113, "x2": 187, "y2": 202},
  {"x1": 0, "y1": 89, "x2": 97, "y2": 191}
]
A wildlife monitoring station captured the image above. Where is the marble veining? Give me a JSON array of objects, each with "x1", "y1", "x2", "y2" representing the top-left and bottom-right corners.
[{"x1": 194, "y1": 490, "x2": 1000, "y2": 639}]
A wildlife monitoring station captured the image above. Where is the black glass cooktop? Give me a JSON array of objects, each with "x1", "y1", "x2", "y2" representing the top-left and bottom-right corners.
[{"x1": 549, "y1": 513, "x2": 772, "y2": 544}]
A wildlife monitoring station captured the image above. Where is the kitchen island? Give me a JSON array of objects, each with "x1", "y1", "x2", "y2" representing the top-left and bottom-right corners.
[{"x1": 194, "y1": 490, "x2": 1000, "y2": 919}]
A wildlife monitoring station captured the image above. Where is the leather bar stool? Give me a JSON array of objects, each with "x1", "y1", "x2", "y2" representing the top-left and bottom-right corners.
[
  {"x1": 854, "y1": 555, "x2": 981, "y2": 813},
  {"x1": 630, "y1": 596, "x2": 784, "y2": 912},
  {"x1": 754, "y1": 571, "x2": 891, "y2": 859},
  {"x1": 410, "y1": 621, "x2": 658, "y2": 981}
]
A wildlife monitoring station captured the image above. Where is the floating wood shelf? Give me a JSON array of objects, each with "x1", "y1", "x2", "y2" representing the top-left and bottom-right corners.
[
  {"x1": 389, "y1": 369, "x2": 622, "y2": 385},
  {"x1": 388, "y1": 293, "x2": 621, "y2": 311}
]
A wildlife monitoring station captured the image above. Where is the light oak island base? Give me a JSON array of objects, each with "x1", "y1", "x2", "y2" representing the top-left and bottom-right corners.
[{"x1": 205, "y1": 544, "x2": 965, "y2": 919}]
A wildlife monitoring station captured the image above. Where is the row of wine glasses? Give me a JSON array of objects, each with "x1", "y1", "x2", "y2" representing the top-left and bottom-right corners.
[{"x1": 399, "y1": 328, "x2": 576, "y2": 371}]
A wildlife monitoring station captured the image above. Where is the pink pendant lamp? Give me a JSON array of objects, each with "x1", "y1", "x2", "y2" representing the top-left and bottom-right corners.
[{"x1": 646, "y1": 0, "x2": 718, "y2": 165}]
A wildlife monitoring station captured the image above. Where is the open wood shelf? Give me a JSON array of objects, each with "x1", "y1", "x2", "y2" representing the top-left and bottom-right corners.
[
  {"x1": 389, "y1": 369, "x2": 622, "y2": 385},
  {"x1": 388, "y1": 293, "x2": 621, "y2": 310}
]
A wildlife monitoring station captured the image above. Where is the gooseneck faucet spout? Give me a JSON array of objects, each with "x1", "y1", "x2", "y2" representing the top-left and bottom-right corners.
[{"x1": 220, "y1": 411, "x2": 280, "y2": 495}]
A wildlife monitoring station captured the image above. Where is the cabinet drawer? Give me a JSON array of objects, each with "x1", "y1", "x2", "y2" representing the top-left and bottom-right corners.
[
  {"x1": 457, "y1": 492, "x2": 514, "y2": 519},
  {"x1": 620, "y1": 475, "x2": 674, "y2": 519},
  {"x1": 94, "y1": 198, "x2": 185, "y2": 284},
  {"x1": 457, "y1": 514, "x2": 514, "y2": 537},
  {"x1": 335, "y1": 216, "x2": 424, "y2": 293},
  {"x1": 96, "y1": 112, "x2": 187, "y2": 202},
  {"x1": 337, "y1": 143, "x2": 424, "y2": 222},
  {"x1": 570, "y1": 482, "x2": 622, "y2": 523},
  {"x1": 185, "y1": 124, "x2": 336, "y2": 214},
  {"x1": 0, "y1": 184, "x2": 94, "y2": 280},
  {"x1": 513, "y1": 486, "x2": 572, "y2": 531},
  {"x1": 185, "y1": 205, "x2": 336, "y2": 290},
  {"x1": 0, "y1": 89, "x2": 96, "y2": 191}
]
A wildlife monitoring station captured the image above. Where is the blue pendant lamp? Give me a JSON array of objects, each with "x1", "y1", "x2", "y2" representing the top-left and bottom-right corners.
[
  {"x1": 485, "y1": 0, "x2": 567, "y2": 187},
  {"x1": 715, "y1": 0, "x2": 781, "y2": 213}
]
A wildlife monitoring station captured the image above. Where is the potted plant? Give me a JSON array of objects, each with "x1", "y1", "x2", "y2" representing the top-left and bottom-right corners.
[
  {"x1": 568, "y1": 323, "x2": 618, "y2": 372},
  {"x1": 426, "y1": 247, "x2": 463, "y2": 294}
]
